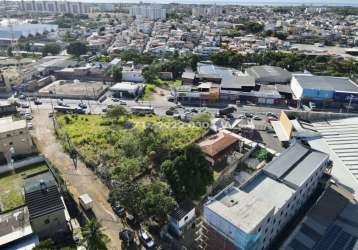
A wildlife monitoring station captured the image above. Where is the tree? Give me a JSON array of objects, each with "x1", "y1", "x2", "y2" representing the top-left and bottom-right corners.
[
  {"x1": 192, "y1": 112, "x2": 212, "y2": 125},
  {"x1": 67, "y1": 41, "x2": 88, "y2": 57},
  {"x1": 33, "y1": 239, "x2": 56, "y2": 250},
  {"x1": 106, "y1": 106, "x2": 128, "y2": 117},
  {"x1": 161, "y1": 144, "x2": 213, "y2": 201},
  {"x1": 81, "y1": 219, "x2": 108, "y2": 250},
  {"x1": 42, "y1": 42, "x2": 61, "y2": 56},
  {"x1": 142, "y1": 66, "x2": 158, "y2": 83},
  {"x1": 7, "y1": 46, "x2": 13, "y2": 57},
  {"x1": 111, "y1": 66, "x2": 122, "y2": 82},
  {"x1": 140, "y1": 181, "x2": 177, "y2": 225}
]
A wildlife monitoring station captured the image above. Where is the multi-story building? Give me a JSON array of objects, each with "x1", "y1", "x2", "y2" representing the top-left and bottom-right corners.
[
  {"x1": 20, "y1": 0, "x2": 90, "y2": 14},
  {"x1": 199, "y1": 143, "x2": 329, "y2": 250},
  {"x1": 129, "y1": 5, "x2": 166, "y2": 20}
]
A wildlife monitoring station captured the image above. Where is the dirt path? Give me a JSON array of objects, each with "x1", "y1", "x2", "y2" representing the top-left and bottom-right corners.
[{"x1": 31, "y1": 109, "x2": 122, "y2": 250}]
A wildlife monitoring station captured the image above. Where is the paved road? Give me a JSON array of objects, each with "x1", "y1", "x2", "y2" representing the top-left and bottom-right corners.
[{"x1": 31, "y1": 108, "x2": 123, "y2": 250}]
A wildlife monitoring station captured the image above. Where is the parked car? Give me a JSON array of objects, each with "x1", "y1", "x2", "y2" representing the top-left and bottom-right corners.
[
  {"x1": 138, "y1": 228, "x2": 155, "y2": 249},
  {"x1": 48, "y1": 112, "x2": 54, "y2": 118},
  {"x1": 120, "y1": 229, "x2": 134, "y2": 247},
  {"x1": 111, "y1": 201, "x2": 125, "y2": 217},
  {"x1": 167, "y1": 96, "x2": 175, "y2": 102},
  {"x1": 166, "y1": 110, "x2": 174, "y2": 116},
  {"x1": 119, "y1": 101, "x2": 127, "y2": 105},
  {"x1": 27, "y1": 122, "x2": 33, "y2": 129},
  {"x1": 126, "y1": 213, "x2": 138, "y2": 226},
  {"x1": 245, "y1": 113, "x2": 254, "y2": 118},
  {"x1": 19, "y1": 94, "x2": 26, "y2": 100},
  {"x1": 112, "y1": 98, "x2": 120, "y2": 102},
  {"x1": 21, "y1": 103, "x2": 29, "y2": 108}
]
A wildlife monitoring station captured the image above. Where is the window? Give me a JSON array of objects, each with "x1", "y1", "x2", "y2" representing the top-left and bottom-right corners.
[
  {"x1": 19, "y1": 131, "x2": 23, "y2": 134},
  {"x1": 6, "y1": 134, "x2": 11, "y2": 137},
  {"x1": 258, "y1": 227, "x2": 262, "y2": 232},
  {"x1": 44, "y1": 219, "x2": 50, "y2": 224},
  {"x1": 9, "y1": 142, "x2": 13, "y2": 145},
  {"x1": 265, "y1": 228, "x2": 268, "y2": 233},
  {"x1": 184, "y1": 216, "x2": 188, "y2": 221}
]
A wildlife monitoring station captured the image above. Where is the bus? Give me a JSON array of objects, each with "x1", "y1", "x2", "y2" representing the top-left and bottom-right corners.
[
  {"x1": 54, "y1": 106, "x2": 86, "y2": 114},
  {"x1": 131, "y1": 106, "x2": 154, "y2": 115}
]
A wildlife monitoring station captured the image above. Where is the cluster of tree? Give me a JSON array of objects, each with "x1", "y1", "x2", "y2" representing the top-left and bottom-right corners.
[
  {"x1": 42, "y1": 43, "x2": 61, "y2": 56},
  {"x1": 210, "y1": 50, "x2": 358, "y2": 77},
  {"x1": 239, "y1": 21, "x2": 265, "y2": 34},
  {"x1": 222, "y1": 30, "x2": 241, "y2": 38},
  {"x1": 333, "y1": 7, "x2": 358, "y2": 16},
  {"x1": 263, "y1": 30, "x2": 288, "y2": 40},
  {"x1": 161, "y1": 144, "x2": 213, "y2": 201},
  {"x1": 111, "y1": 66, "x2": 122, "y2": 82},
  {"x1": 67, "y1": 41, "x2": 88, "y2": 57},
  {"x1": 142, "y1": 58, "x2": 187, "y2": 83},
  {"x1": 118, "y1": 49, "x2": 155, "y2": 65},
  {"x1": 109, "y1": 178, "x2": 176, "y2": 225}
]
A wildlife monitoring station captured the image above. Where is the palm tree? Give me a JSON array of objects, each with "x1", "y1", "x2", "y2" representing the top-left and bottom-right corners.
[{"x1": 81, "y1": 219, "x2": 109, "y2": 250}]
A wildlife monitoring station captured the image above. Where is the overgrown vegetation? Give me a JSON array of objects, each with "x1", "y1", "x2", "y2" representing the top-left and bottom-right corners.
[
  {"x1": 211, "y1": 50, "x2": 358, "y2": 77},
  {"x1": 57, "y1": 113, "x2": 211, "y2": 223},
  {"x1": 254, "y1": 148, "x2": 273, "y2": 162}
]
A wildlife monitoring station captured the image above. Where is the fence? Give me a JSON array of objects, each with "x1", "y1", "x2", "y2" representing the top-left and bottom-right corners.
[{"x1": 0, "y1": 155, "x2": 46, "y2": 176}]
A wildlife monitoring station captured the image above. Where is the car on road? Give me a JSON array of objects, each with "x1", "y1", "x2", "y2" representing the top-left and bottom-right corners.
[
  {"x1": 78, "y1": 102, "x2": 87, "y2": 109},
  {"x1": 238, "y1": 115, "x2": 246, "y2": 119},
  {"x1": 120, "y1": 229, "x2": 134, "y2": 247},
  {"x1": 19, "y1": 94, "x2": 26, "y2": 100},
  {"x1": 119, "y1": 100, "x2": 127, "y2": 105},
  {"x1": 34, "y1": 99, "x2": 42, "y2": 105},
  {"x1": 253, "y1": 116, "x2": 262, "y2": 120},
  {"x1": 167, "y1": 96, "x2": 175, "y2": 102},
  {"x1": 112, "y1": 98, "x2": 120, "y2": 102},
  {"x1": 48, "y1": 112, "x2": 54, "y2": 118},
  {"x1": 245, "y1": 113, "x2": 254, "y2": 118},
  {"x1": 138, "y1": 228, "x2": 155, "y2": 249},
  {"x1": 102, "y1": 108, "x2": 107, "y2": 113},
  {"x1": 107, "y1": 104, "x2": 114, "y2": 109},
  {"x1": 27, "y1": 122, "x2": 33, "y2": 129},
  {"x1": 191, "y1": 108, "x2": 198, "y2": 113},
  {"x1": 111, "y1": 201, "x2": 125, "y2": 217}
]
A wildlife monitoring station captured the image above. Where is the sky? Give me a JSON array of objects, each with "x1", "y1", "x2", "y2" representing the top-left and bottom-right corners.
[{"x1": 63, "y1": 0, "x2": 358, "y2": 6}]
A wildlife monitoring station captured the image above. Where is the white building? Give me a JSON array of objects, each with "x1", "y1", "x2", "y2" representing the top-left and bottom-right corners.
[
  {"x1": 20, "y1": 0, "x2": 90, "y2": 14},
  {"x1": 201, "y1": 143, "x2": 329, "y2": 250},
  {"x1": 129, "y1": 5, "x2": 166, "y2": 20},
  {"x1": 122, "y1": 70, "x2": 144, "y2": 83}
]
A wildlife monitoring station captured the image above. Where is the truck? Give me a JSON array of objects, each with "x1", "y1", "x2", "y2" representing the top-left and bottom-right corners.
[{"x1": 79, "y1": 194, "x2": 93, "y2": 211}]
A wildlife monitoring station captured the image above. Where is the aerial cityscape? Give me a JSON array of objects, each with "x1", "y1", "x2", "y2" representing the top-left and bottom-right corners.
[{"x1": 0, "y1": 1, "x2": 358, "y2": 250}]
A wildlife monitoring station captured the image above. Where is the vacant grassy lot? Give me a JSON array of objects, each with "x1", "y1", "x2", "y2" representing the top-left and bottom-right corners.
[
  {"x1": 0, "y1": 163, "x2": 48, "y2": 211},
  {"x1": 56, "y1": 114, "x2": 207, "y2": 176}
]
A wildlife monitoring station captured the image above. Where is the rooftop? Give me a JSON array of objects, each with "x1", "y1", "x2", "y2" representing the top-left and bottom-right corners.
[
  {"x1": 293, "y1": 74, "x2": 358, "y2": 93},
  {"x1": 0, "y1": 116, "x2": 27, "y2": 134},
  {"x1": 246, "y1": 65, "x2": 292, "y2": 83},
  {"x1": 24, "y1": 171, "x2": 64, "y2": 219},
  {"x1": 198, "y1": 130, "x2": 239, "y2": 157}
]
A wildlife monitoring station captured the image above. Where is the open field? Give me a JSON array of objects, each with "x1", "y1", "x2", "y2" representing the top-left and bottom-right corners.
[{"x1": 0, "y1": 163, "x2": 48, "y2": 211}]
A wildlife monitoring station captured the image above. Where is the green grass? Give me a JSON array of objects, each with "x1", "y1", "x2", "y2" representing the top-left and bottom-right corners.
[{"x1": 0, "y1": 163, "x2": 48, "y2": 211}]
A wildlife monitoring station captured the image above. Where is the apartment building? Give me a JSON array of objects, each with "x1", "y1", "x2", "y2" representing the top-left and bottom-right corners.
[
  {"x1": 199, "y1": 143, "x2": 329, "y2": 250},
  {"x1": 129, "y1": 5, "x2": 166, "y2": 20},
  {"x1": 0, "y1": 116, "x2": 35, "y2": 161},
  {"x1": 20, "y1": 0, "x2": 90, "y2": 14}
]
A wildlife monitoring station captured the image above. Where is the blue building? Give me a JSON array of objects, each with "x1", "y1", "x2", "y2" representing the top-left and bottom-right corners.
[{"x1": 291, "y1": 74, "x2": 358, "y2": 103}]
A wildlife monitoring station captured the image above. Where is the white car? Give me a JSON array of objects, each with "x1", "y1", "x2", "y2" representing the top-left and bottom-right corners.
[
  {"x1": 119, "y1": 101, "x2": 127, "y2": 105},
  {"x1": 27, "y1": 123, "x2": 33, "y2": 129},
  {"x1": 138, "y1": 229, "x2": 155, "y2": 249}
]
